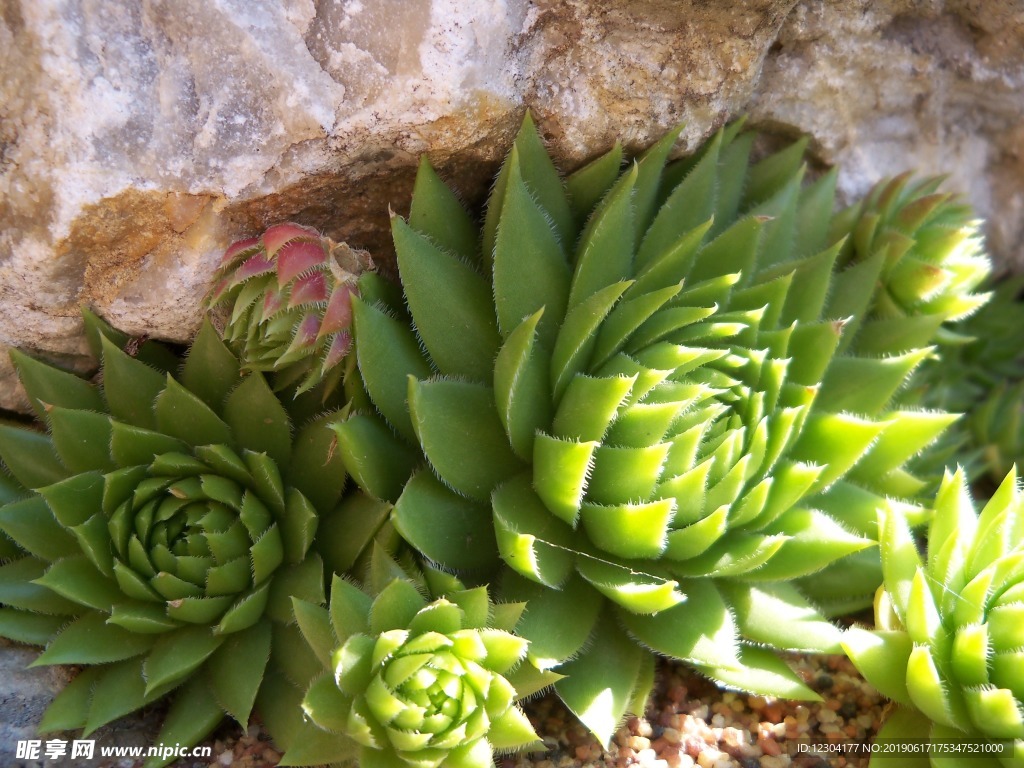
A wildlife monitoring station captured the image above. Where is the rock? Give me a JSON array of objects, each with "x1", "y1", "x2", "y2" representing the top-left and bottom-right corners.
[
  {"x1": 519, "y1": 0, "x2": 799, "y2": 157},
  {"x1": 1, "y1": 0, "x2": 1022, "y2": 411},
  {"x1": 751, "y1": 0, "x2": 1024, "y2": 266}
]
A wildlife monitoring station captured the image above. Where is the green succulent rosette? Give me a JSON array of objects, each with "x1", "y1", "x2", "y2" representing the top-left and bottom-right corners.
[
  {"x1": 279, "y1": 550, "x2": 554, "y2": 768},
  {"x1": 0, "y1": 315, "x2": 348, "y2": 766},
  {"x1": 844, "y1": 468, "x2": 1024, "y2": 767},
  {"x1": 335, "y1": 116, "x2": 952, "y2": 739},
  {"x1": 207, "y1": 222, "x2": 368, "y2": 397},
  {"x1": 829, "y1": 172, "x2": 991, "y2": 355}
]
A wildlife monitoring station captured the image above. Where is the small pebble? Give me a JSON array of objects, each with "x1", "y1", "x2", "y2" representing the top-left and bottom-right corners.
[
  {"x1": 839, "y1": 701, "x2": 859, "y2": 719},
  {"x1": 636, "y1": 748, "x2": 658, "y2": 764}
]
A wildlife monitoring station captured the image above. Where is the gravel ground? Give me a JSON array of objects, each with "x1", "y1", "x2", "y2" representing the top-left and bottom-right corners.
[{"x1": 184, "y1": 652, "x2": 882, "y2": 768}]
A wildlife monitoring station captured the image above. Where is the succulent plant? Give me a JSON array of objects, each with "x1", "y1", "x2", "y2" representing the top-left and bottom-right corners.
[
  {"x1": 828, "y1": 172, "x2": 991, "y2": 356},
  {"x1": 0, "y1": 313, "x2": 350, "y2": 767},
  {"x1": 335, "y1": 116, "x2": 952, "y2": 739},
  {"x1": 899, "y1": 277, "x2": 1024, "y2": 489},
  {"x1": 843, "y1": 468, "x2": 1024, "y2": 766},
  {"x1": 279, "y1": 547, "x2": 555, "y2": 768},
  {"x1": 207, "y1": 222, "x2": 369, "y2": 398}
]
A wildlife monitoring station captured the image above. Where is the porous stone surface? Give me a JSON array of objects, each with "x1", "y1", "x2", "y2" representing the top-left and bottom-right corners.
[{"x1": 1, "y1": 0, "x2": 1022, "y2": 411}]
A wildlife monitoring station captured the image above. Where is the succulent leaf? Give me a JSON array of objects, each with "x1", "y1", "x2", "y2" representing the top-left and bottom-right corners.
[
  {"x1": 897, "y1": 276, "x2": 1024, "y2": 489},
  {"x1": 554, "y1": 615, "x2": 646, "y2": 746}
]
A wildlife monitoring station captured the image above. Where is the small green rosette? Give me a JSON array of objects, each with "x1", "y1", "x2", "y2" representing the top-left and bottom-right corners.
[
  {"x1": 0, "y1": 313, "x2": 348, "y2": 766},
  {"x1": 285, "y1": 553, "x2": 554, "y2": 768}
]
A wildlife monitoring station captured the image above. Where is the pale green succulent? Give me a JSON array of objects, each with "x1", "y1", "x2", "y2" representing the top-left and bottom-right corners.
[
  {"x1": 277, "y1": 547, "x2": 555, "y2": 768},
  {"x1": 334, "y1": 116, "x2": 952, "y2": 740},
  {"x1": 207, "y1": 222, "x2": 368, "y2": 399},
  {"x1": 829, "y1": 172, "x2": 991, "y2": 355},
  {"x1": 0, "y1": 313, "x2": 353, "y2": 767},
  {"x1": 844, "y1": 468, "x2": 1024, "y2": 767}
]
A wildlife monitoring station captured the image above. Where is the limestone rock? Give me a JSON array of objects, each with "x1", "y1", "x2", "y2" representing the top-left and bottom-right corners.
[{"x1": 0, "y1": 0, "x2": 1022, "y2": 411}]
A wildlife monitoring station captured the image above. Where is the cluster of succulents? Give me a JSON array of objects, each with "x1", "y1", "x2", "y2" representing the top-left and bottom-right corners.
[{"x1": 0, "y1": 114, "x2": 1013, "y2": 767}]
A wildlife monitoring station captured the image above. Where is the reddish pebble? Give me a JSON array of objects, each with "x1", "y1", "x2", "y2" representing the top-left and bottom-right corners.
[
  {"x1": 758, "y1": 736, "x2": 782, "y2": 756},
  {"x1": 661, "y1": 746, "x2": 682, "y2": 768}
]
